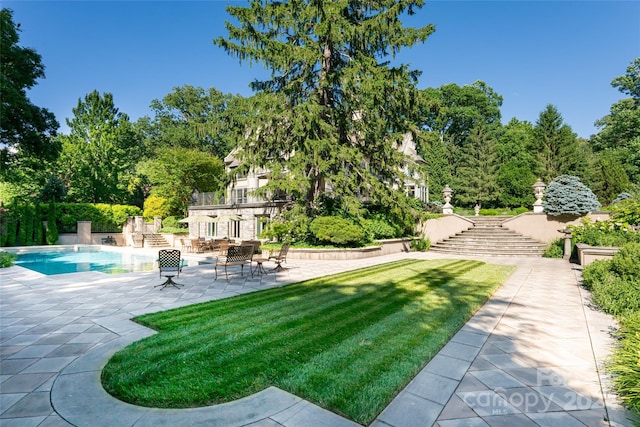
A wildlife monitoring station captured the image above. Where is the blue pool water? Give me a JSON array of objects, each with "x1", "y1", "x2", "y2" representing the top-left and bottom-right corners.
[{"x1": 15, "y1": 247, "x2": 159, "y2": 275}]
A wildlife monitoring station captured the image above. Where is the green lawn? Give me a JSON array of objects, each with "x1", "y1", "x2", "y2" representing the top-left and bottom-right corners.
[{"x1": 102, "y1": 259, "x2": 514, "y2": 424}]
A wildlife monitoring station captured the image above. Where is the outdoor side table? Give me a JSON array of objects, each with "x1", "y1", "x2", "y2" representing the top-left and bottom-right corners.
[{"x1": 252, "y1": 257, "x2": 269, "y2": 276}]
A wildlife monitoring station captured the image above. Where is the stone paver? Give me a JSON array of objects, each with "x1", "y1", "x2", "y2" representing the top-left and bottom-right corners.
[{"x1": 1, "y1": 248, "x2": 638, "y2": 426}]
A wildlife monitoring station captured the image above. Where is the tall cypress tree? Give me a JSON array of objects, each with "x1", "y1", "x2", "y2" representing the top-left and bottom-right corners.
[{"x1": 215, "y1": 0, "x2": 434, "y2": 212}]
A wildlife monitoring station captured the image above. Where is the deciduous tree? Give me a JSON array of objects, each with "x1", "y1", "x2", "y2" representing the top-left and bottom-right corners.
[
  {"x1": 0, "y1": 8, "x2": 60, "y2": 193},
  {"x1": 57, "y1": 91, "x2": 140, "y2": 204},
  {"x1": 137, "y1": 147, "x2": 224, "y2": 217}
]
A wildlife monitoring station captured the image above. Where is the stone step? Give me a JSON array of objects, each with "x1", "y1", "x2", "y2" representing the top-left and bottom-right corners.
[
  {"x1": 431, "y1": 217, "x2": 545, "y2": 257},
  {"x1": 429, "y1": 246, "x2": 543, "y2": 257},
  {"x1": 143, "y1": 233, "x2": 170, "y2": 247}
]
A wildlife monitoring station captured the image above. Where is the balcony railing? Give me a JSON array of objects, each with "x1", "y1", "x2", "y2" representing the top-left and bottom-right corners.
[{"x1": 191, "y1": 192, "x2": 226, "y2": 206}]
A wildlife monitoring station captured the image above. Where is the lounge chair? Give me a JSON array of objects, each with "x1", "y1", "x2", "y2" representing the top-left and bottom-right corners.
[{"x1": 156, "y1": 249, "x2": 183, "y2": 289}]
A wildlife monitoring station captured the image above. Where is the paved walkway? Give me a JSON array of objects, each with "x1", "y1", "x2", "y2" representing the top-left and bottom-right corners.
[{"x1": 0, "y1": 249, "x2": 637, "y2": 426}]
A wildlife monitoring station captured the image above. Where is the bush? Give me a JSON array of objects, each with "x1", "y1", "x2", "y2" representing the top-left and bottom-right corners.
[
  {"x1": 363, "y1": 218, "x2": 397, "y2": 240},
  {"x1": 161, "y1": 216, "x2": 184, "y2": 229},
  {"x1": 144, "y1": 195, "x2": 171, "y2": 220},
  {"x1": 610, "y1": 198, "x2": 640, "y2": 226},
  {"x1": 608, "y1": 312, "x2": 640, "y2": 414},
  {"x1": 543, "y1": 175, "x2": 601, "y2": 216},
  {"x1": 582, "y1": 244, "x2": 640, "y2": 317},
  {"x1": 410, "y1": 237, "x2": 430, "y2": 251},
  {"x1": 612, "y1": 192, "x2": 633, "y2": 205},
  {"x1": 542, "y1": 238, "x2": 564, "y2": 258},
  {"x1": 0, "y1": 251, "x2": 17, "y2": 268},
  {"x1": 582, "y1": 241, "x2": 640, "y2": 417},
  {"x1": 309, "y1": 216, "x2": 367, "y2": 246},
  {"x1": 570, "y1": 219, "x2": 640, "y2": 247}
]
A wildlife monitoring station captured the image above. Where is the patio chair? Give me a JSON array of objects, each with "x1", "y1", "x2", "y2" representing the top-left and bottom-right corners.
[
  {"x1": 156, "y1": 249, "x2": 183, "y2": 289},
  {"x1": 191, "y1": 239, "x2": 205, "y2": 254},
  {"x1": 180, "y1": 238, "x2": 192, "y2": 253},
  {"x1": 268, "y1": 242, "x2": 290, "y2": 272}
]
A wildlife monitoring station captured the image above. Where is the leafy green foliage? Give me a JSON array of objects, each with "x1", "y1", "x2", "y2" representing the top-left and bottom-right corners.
[
  {"x1": 410, "y1": 237, "x2": 430, "y2": 251},
  {"x1": 495, "y1": 119, "x2": 537, "y2": 208},
  {"x1": 309, "y1": 216, "x2": 367, "y2": 246},
  {"x1": 138, "y1": 147, "x2": 224, "y2": 217},
  {"x1": 582, "y1": 241, "x2": 640, "y2": 415},
  {"x1": 533, "y1": 105, "x2": 581, "y2": 183},
  {"x1": 582, "y1": 244, "x2": 640, "y2": 317},
  {"x1": 543, "y1": 175, "x2": 601, "y2": 216},
  {"x1": 592, "y1": 58, "x2": 640, "y2": 184},
  {"x1": 362, "y1": 218, "x2": 397, "y2": 240},
  {"x1": 570, "y1": 219, "x2": 640, "y2": 247},
  {"x1": 542, "y1": 238, "x2": 564, "y2": 258},
  {"x1": 216, "y1": 0, "x2": 434, "y2": 211},
  {"x1": 143, "y1": 195, "x2": 171, "y2": 220},
  {"x1": 610, "y1": 198, "x2": 640, "y2": 226},
  {"x1": 607, "y1": 311, "x2": 640, "y2": 414},
  {"x1": 102, "y1": 259, "x2": 513, "y2": 424},
  {"x1": 0, "y1": 9, "x2": 60, "y2": 180},
  {"x1": 139, "y1": 85, "x2": 239, "y2": 159},
  {"x1": 58, "y1": 90, "x2": 141, "y2": 204},
  {"x1": 0, "y1": 251, "x2": 17, "y2": 268},
  {"x1": 45, "y1": 200, "x2": 58, "y2": 245}
]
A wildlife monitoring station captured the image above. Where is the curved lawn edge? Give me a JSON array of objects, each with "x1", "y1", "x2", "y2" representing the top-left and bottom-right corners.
[
  {"x1": 50, "y1": 323, "x2": 360, "y2": 427},
  {"x1": 100, "y1": 259, "x2": 515, "y2": 424}
]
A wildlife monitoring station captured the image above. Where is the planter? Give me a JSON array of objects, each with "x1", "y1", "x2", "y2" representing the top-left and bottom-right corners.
[
  {"x1": 575, "y1": 243, "x2": 620, "y2": 266},
  {"x1": 286, "y1": 238, "x2": 412, "y2": 261}
]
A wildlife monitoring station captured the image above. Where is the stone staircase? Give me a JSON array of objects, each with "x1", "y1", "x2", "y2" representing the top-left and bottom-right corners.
[
  {"x1": 430, "y1": 216, "x2": 546, "y2": 257},
  {"x1": 143, "y1": 233, "x2": 170, "y2": 248}
]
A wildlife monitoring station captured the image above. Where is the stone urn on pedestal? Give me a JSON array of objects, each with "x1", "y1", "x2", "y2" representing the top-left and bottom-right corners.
[
  {"x1": 442, "y1": 185, "x2": 453, "y2": 215},
  {"x1": 532, "y1": 179, "x2": 546, "y2": 213}
]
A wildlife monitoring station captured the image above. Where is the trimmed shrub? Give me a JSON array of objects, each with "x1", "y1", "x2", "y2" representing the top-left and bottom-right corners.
[
  {"x1": 46, "y1": 200, "x2": 58, "y2": 245},
  {"x1": 310, "y1": 216, "x2": 367, "y2": 246},
  {"x1": 543, "y1": 175, "x2": 601, "y2": 216},
  {"x1": 612, "y1": 192, "x2": 633, "y2": 205},
  {"x1": 143, "y1": 195, "x2": 171, "y2": 220}
]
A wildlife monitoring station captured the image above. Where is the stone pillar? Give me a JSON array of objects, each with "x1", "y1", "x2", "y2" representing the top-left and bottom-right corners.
[
  {"x1": 532, "y1": 178, "x2": 546, "y2": 213},
  {"x1": 154, "y1": 217, "x2": 162, "y2": 233},
  {"x1": 442, "y1": 185, "x2": 453, "y2": 215}
]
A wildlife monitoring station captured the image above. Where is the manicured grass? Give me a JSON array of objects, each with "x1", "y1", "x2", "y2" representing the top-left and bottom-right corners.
[{"x1": 102, "y1": 259, "x2": 514, "y2": 424}]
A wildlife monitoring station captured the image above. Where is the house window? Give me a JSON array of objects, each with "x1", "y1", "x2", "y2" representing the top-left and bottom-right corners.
[
  {"x1": 233, "y1": 188, "x2": 248, "y2": 204},
  {"x1": 207, "y1": 223, "x2": 218, "y2": 237},
  {"x1": 230, "y1": 219, "x2": 241, "y2": 239}
]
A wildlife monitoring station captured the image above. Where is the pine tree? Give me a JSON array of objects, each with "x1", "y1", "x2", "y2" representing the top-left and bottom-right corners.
[
  {"x1": 454, "y1": 125, "x2": 500, "y2": 207},
  {"x1": 543, "y1": 175, "x2": 600, "y2": 216},
  {"x1": 215, "y1": 0, "x2": 434, "y2": 212},
  {"x1": 532, "y1": 105, "x2": 580, "y2": 182}
]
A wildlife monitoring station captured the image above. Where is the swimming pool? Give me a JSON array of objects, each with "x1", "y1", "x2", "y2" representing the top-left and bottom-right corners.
[{"x1": 13, "y1": 246, "x2": 189, "y2": 276}]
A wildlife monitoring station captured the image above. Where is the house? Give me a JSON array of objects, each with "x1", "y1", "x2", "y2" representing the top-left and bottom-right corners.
[{"x1": 187, "y1": 134, "x2": 428, "y2": 240}]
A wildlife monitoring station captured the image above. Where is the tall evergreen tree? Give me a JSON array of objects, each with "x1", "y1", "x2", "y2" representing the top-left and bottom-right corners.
[
  {"x1": 495, "y1": 119, "x2": 536, "y2": 208},
  {"x1": 454, "y1": 124, "x2": 500, "y2": 208},
  {"x1": 532, "y1": 104, "x2": 580, "y2": 182},
  {"x1": 215, "y1": 0, "x2": 434, "y2": 213}
]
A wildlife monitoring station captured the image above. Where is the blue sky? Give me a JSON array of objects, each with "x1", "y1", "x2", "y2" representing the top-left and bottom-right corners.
[{"x1": 5, "y1": 1, "x2": 640, "y2": 138}]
